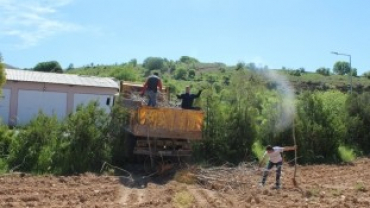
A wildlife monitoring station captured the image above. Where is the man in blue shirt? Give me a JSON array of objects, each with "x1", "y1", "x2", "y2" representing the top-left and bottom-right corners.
[{"x1": 176, "y1": 86, "x2": 202, "y2": 110}]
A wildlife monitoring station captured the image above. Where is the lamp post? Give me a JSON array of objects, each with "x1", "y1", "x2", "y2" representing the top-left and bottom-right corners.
[{"x1": 331, "y1": 51, "x2": 352, "y2": 94}]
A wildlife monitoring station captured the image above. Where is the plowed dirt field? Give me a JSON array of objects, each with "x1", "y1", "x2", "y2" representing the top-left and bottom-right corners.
[{"x1": 1, "y1": 158, "x2": 370, "y2": 208}]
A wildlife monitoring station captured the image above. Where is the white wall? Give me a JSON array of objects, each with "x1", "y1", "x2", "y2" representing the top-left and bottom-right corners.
[
  {"x1": 17, "y1": 90, "x2": 67, "y2": 124},
  {"x1": 73, "y1": 93, "x2": 114, "y2": 113}
]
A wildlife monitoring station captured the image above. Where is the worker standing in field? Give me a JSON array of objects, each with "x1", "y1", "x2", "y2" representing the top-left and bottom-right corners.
[
  {"x1": 176, "y1": 86, "x2": 202, "y2": 110},
  {"x1": 140, "y1": 72, "x2": 163, "y2": 107},
  {"x1": 259, "y1": 145, "x2": 296, "y2": 189}
]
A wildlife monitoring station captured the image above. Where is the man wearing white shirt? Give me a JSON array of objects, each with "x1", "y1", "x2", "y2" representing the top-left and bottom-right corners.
[{"x1": 259, "y1": 145, "x2": 296, "y2": 189}]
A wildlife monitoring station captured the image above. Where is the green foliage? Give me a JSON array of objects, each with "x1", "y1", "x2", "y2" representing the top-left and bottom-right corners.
[
  {"x1": 7, "y1": 112, "x2": 62, "y2": 173},
  {"x1": 205, "y1": 74, "x2": 218, "y2": 84},
  {"x1": 109, "y1": 65, "x2": 139, "y2": 81},
  {"x1": 129, "y1": 58, "x2": 137, "y2": 67},
  {"x1": 179, "y1": 56, "x2": 199, "y2": 64},
  {"x1": 188, "y1": 69, "x2": 196, "y2": 79},
  {"x1": 252, "y1": 141, "x2": 265, "y2": 161},
  {"x1": 56, "y1": 101, "x2": 112, "y2": 174},
  {"x1": 107, "y1": 101, "x2": 131, "y2": 166},
  {"x1": 289, "y1": 69, "x2": 301, "y2": 76},
  {"x1": 316, "y1": 67, "x2": 331, "y2": 76},
  {"x1": 295, "y1": 92, "x2": 343, "y2": 163},
  {"x1": 34, "y1": 61, "x2": 63, "y2": 73},
  {"x1": 363, "y1": 71, "x2": 370, "y2": 79},
  {"x1": 194, "y1": 71, "x2": 259, "y2": 164},
  {"x1": 212, "y1": 82, "x2": 221, "y2": 94},
  {"x1": 5, "y1": 55, "x2": 370, "y2": 172},
  {"x1": 0, "y1": 159, "x2": 7, "y2": 174},
  {"x1": 333, "y1": 61, "x2": 350, "y2": 75},
  {"x1": 0, "y1": 125, "x2": 15, "y2": 157},
  {"x1": 355, "y1": 182, "x2": 367, "y2": 192},
  {"x1": 0, "y1": 53, "x2": 6, "y2": 91},
  {"x1": 67, "y1": 63, "x2": 74, "y2": 70},
  {"x1": 235, "y1": 62, "x2": 245, "y2": 71},
  {"x1": 338, "y1": 145, "x2": 356, "y2": 163},
  {"x1": 174, "y1": 68, "x2": 188, "y2": 80},
  {"x1": 1, "y1": 100, "x2": 132, "y2": 175},
  {"x1": 344, "y1": 92, "x2": 370, "y2": 153},
  {"x1": 0, "y1": 125, "x2": 16, "y2": 173},
  {"x1": 143, "y1": 57, "x2": 165, "y2": 71}
]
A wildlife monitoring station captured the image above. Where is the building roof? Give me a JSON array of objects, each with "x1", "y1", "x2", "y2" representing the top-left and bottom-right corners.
[{"x1": 5, "y1": 68, "x2": 119, "y2": 89}]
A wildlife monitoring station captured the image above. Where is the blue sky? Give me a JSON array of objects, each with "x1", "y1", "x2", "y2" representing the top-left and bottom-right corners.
[{"x1": 1, "y1": 0, "x2": 369, "y2": 74}]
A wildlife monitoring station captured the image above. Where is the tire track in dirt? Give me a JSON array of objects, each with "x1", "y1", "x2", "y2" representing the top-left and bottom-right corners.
[
  {"x1": 187, "y1": 188, "x2": 209, "y2": 207},
  {"x1": 193, "y1": 188, "x2": 230, "y2": 208}
]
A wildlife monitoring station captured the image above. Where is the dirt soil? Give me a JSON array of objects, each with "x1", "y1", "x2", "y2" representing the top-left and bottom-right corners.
[{"x1": 1, "y1": 158, "x2": 370, "y2": 208}]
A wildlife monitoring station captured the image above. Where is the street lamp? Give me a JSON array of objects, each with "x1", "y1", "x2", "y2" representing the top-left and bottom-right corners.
[{"x1": 331, "y1": 51, "x2": 352, "y2": 94}]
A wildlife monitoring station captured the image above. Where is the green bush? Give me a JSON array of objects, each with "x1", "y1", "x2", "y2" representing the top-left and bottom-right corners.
[
  {"x1": 56, "y1": 101, "x2": 112, "y2": 174},
  {"x1": 7, "y1": 112, "x2": 61, "y2": 173},
  {"x1": 0, "y1": 158, "x2": 7, "y2": 174},
  {"x1": 110, "y1": 65, "x2": 138, "y2": 81},
  {"x1": 295, "y1": 92, "x2": 342, "y2": 163},
  {"x1": 338, "y1": 145, "x2": 356, "y2": 162},
  {"x1": 345, "y1": 93, "x2": 370, "y2": 153},
  {"x1": 174, "y1": 68, "x2": 188, "y2": 80},
  {"x1": 252, "y1": 141, "x2": 265, "y2": 161},
  {"x1": 108, "y1": 103, "x2": 131, "y2": 166}
]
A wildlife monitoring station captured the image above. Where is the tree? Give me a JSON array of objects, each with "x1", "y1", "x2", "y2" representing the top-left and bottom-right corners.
[
  {"x1": 34, "y1": 61, "x2": 63, "y2": 73},
  {"x1": 174, "y1": 68, "x2": 187, "y2": 80},
  {"x1": 333, "y1": 61, "x2": 350, "y2": 75},
  {"x1": 316, "y1": 67, "x2": 331, "y2": 76},
  {"x1": 235, "y1": 62, "x2": 245, "y2": 71},
  {"x1": 246, "y1": 62, "x2": 256, "y2": 70},
  {"x1": 143, "y1": 57, "x2": 164, "y2": 71},
  {"x1": 129, "y1": 58, "x2": 137, "y2": 67},
  {"x1": 179, "y1": 56, "x2": 199, "y2": 64},
  {"x1": 188, "y1": 69, "x2": 196, "y2": 79},
  {"x1": 0, "y1": 53, "x2": 6, "y2": 89},
  {"x1": 67, "y1": 63, "x2": 74, "y2": 71}
]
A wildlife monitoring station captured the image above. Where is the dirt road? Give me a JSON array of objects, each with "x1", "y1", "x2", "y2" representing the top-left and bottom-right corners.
[{"x1": 0, "y1": 158, "x2": 370, "y2": 208}]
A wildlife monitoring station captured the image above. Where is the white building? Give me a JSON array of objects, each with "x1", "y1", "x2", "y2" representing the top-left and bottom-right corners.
[{"x1": 0, "y1": 69, "x2": 119, "y2": 125}]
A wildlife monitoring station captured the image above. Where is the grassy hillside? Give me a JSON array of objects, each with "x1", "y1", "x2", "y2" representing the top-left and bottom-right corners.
[{"x1": 65, "y1": 59, "x2": 370, "y2": 94}]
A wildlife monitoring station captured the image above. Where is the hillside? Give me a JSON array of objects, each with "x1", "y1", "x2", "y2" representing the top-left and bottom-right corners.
[{"x1": 67, "y1": 61, "x2": 370, "y2": 93}]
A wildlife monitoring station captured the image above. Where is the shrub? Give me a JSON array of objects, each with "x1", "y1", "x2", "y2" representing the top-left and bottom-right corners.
[
  {"x1": 174, "y1": 68, "x2": 188, "y2": 80},
  {"x1": 143, "y1": 57, "x2": 164, "y2": 71},
  {"x1": 252, "y1": 141, "x2": 265, "y2": 161},
  {"x1": 0, "y1": 159, "x2": 7, "y2": 173},
  {"x1": 110, "y1": 66, "x2": 138, "y2": 81},
  {"x1": 55, "y1": 101, "x2": 112, "y2": 174},
  {"x1": 338, "y1": 145, "x2": 356, "y2": 163},
  {"x1": 108, "y1": 103, "x2": 131, "y2": 166},
  {"x1": 7, "y1": 112, "x2": 62, "y2": 173}
]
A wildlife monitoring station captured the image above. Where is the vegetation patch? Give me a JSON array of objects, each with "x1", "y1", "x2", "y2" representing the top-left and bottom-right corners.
[
  {"x1": 338, "y1": 145, "x2": 356, "y2": 163},
  {"x1": 355, "y1": 182, "x2": 367, "y2": 192},
  {"x1": 172, "y1": 190, "x2": 195, "y2": 208},
  {"x1": 174, "y1": 169, "x2": 197, "y2": 185}
]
